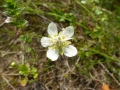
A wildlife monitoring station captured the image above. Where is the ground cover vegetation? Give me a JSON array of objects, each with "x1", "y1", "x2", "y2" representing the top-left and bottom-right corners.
[{"x1": 0, "y1": 0, "x2": 120, "y2": 90}]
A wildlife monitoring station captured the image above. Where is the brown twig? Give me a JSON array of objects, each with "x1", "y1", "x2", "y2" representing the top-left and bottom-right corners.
[
  {"x1": 2, "y1": 73, "x2": 17, "y2": 90},
  {"x1": 89, "y1": 71, "x2": 102, "y2": 84},
  {"x1": 0, "y1": 22, "x2": 5, "y2": 27},
  {"x1": 99, "y1": 62, "x2": 120, "y2": 85}
]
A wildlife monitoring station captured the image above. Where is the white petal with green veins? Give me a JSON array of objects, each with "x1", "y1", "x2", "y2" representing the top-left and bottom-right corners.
[
  {"x1": 62, "y1": 26, "x2": 74, "y2": 40},
  {"x1": 63, "y1": 45, "x2": 77, "y2": 57},
  {"x1": 47, "y1": 47, "x2": 59, "y2": 61},
  {"x1": 41, "y1": 37, "x2": 52, "y2": 47},
  {"x1": 47, "y1": 22, "x2": 58, "y2": 38}
]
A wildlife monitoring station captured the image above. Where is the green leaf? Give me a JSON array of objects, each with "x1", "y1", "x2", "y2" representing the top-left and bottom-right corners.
[
  {"x1": 18, "y1": 64, "x2": 30, "y2": 76},
  {"x1": 31, "y1": 67, "x2": 37, "y2": 74},
  {"x1": 11, "y1": 61, "x2": 16, "y2": 67},
  {"x1": 33, "y1": 73, "x2": 38, "y2": 79}
]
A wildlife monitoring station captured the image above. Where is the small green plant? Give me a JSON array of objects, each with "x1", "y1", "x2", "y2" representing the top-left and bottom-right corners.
[
  {"x1": 19, "y1": 34, "x2": 33, "y2": 44},
  {"x1": 4, "y1": 0, "x2": 27, "y2": 28},
  {"x1": 11, "y1": 62, "x2": 38, "y2": 86}
]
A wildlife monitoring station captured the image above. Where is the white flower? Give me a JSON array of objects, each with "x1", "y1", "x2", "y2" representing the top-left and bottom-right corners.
[
  {"x1": 41, "y1": 22, "x2": 77, "y2": 61},
  {"x1": 5, "y1": 17, "x2": 12, "y2": 23}
]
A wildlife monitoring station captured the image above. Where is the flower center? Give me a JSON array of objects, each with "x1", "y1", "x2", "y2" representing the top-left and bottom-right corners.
[{"x1": 51, "y1": 35, "x2": 70, "y2": 55}]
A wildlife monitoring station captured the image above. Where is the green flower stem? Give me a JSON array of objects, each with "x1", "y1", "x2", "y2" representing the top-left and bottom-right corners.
[
  {"x1": 76, "y1": 22, "x2": 88, "y2": 30},
  {"x1": 89, "y1": 48, "x2": 120, "y2": 62},
  {"x1": 47, "y1": 13, "x2": 88, "y2": 29},
  {"x1": 41, "y1": 65, "x2": 54, "y2": 72},
  {"x1": 75, "y1": 0, "x2": 97, "y2": 21},
  {"x1": 48, "y1": 13, "x2": 70, "y2": 21}
]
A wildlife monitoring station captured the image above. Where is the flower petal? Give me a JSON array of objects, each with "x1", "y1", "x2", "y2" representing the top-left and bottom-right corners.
[
  {"x1": 47, "y1": 22, "x2": 58, "y2": 38},
  {"x1": 63, "y1": 45, "x2": 77, "y2": 57},
  {"x1": 41, "y1": 37, "x2": 52, "y2": 47},
  {"x1": 62, "y1": 26, "x2": 74, "y2": 40},
  {"x1": 47, "y1": 48, "x2": 59, "y2": 61}
]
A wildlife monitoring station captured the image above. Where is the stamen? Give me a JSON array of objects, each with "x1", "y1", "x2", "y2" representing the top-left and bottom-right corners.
[{"x1": 62, "y1": 28, "x2": 65, "y2": 31}]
